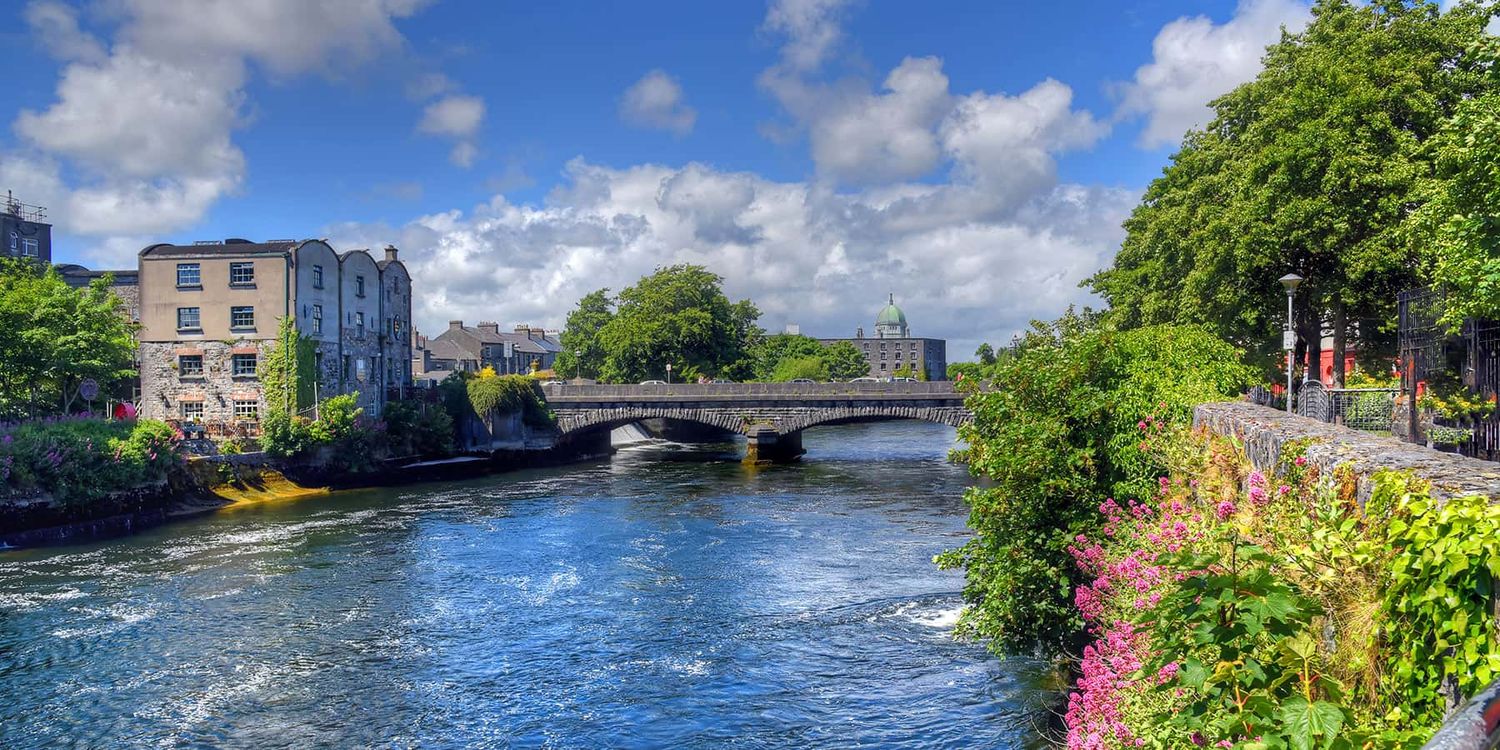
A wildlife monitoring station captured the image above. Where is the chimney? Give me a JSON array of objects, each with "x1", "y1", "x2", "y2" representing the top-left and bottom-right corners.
[
  {"x1": 478, "y1": 321, "x2": 500, "y2": 335},
  {"x1": 856, "y1": 326, "x2": 865, "y2": 339},
  {"x1": 384, "y1": 244, "x2": 399, "y2": 263},
  {"x1": 448, "y1": 320, "x2": 464, "y2": 331}
]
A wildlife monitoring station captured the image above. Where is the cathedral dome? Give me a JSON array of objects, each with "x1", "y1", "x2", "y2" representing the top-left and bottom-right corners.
[{"x1": 876, "y1": 294, "x2": 906, "y2": 327}]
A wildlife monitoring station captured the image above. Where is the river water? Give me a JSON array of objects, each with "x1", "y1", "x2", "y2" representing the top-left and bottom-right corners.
[{"x1": 0, "y1": 421, "x2": 1050, "y2": 749}]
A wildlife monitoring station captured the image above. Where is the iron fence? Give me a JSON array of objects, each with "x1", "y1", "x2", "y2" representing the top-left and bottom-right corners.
[{"x1": 1295, "y1": 382, "x2": 1397, "y2": 433}]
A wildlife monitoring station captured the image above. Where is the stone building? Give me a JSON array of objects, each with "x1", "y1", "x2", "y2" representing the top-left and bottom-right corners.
[
  {"x1": 432, "y1": 321, "x2": 562, "y2": 375},
  {"x1": 136, "y1": 238, "x2": 413, "y2": 426},
  {"x1": 818, "y1": 294, "x2": 948, "y2": 380},
  {"x1": 2, "y1": 191, "x2": 51, "y2": 264}
]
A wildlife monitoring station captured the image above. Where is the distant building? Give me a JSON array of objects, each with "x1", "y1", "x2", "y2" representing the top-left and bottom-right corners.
[
  {"x1": 432, "y1": 321, "x2": 562, "y2": 375},
  {"x1": 818, "y1": 294, "x2": 948, "y2": 380},
  {"x1": 55, "y1": 264, "x2": 140, "y2": 324},
  {"x1": 135, "y1": 238, "x2": 413, "y2": 426},
  {"x1": 412, "y1": 331, "x2": 480, "y2": 386},
  {"x1": 2, "y1": 191, "x2": 51, "y2": 264}
]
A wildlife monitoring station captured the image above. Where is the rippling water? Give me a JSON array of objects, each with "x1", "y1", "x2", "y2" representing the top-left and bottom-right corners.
[{"x1": 0, "y1": 421, "x2": 1050, "y2": 749}]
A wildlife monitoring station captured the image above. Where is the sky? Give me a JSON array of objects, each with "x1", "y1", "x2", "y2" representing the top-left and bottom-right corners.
[{"x1": 0, "y1": 0, "x2": 1331, "y2": 359}]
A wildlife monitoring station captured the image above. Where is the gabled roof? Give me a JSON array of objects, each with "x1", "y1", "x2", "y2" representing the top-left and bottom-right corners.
[{"x1": 425, "y1": 338, "x2": 477, "y2": 362}]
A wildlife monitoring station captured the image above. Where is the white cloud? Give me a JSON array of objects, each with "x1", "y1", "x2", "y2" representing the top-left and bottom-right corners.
[
  {"x1": 24, "y1": 1, "x2": 105, "y2": 63},
  {"x1": 762, "y1": 0, "x2": 855, "y2": 72},
  {"x1": 12, "y1": 0, "x2": 433, "y2": 243},
  {"x1": 620, "y1": 70, "x2": 698, "y2": 135},
  {"x1": 326, "y1": 159, "x2": 1136, "y2": 359},
  {"x1": 1119, "y1": 0, "x2": 1311, "y2": 148},
  {"x1": 418, "y1": 94, "x2": 486, "y2": 137},
  {"x1": 806, "y1": 57, "x2": 951, "y2": 183},
  {"x1": 417, "y1": 94, "x2": 486, "y2": 168}
]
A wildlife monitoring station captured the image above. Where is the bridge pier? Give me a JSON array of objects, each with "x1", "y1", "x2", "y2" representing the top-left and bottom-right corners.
[{"x1": 743, "y1": 427, "x2": 804, "y2": 466}]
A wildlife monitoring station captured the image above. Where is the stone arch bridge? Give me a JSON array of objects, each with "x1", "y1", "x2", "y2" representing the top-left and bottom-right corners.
[{"x1": 540, "y1": 382, "x2": 972, "y2": 463}]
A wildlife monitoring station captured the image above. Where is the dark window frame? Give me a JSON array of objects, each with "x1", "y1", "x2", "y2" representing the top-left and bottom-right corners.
[
  {"x1": 176, "y1": 263, "x2": 201, "y2": 288},
  {"x1": 230, "y1": 306, "x2": 255, "y2": 329},
  {"x1": 176, "y1": 306, "x2": 201, "y2": 331},
  {"x1": 229, "y1": 262, "x2": 255, "y2": 286},
  {"x1": 231, "y1": 353, "x2": 258, "y2": 377},
  {"x1": 178, "y1": 354, "x2": 204, "y2": 376}
]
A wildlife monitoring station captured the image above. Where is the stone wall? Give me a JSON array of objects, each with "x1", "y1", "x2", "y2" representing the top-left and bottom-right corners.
[
  {"x1": 1193, "y1": 400, "x2": 1500, "y2": 502},
  {"x1": 553, "y1": 403, "x2": 971, "y2": 438},
  {"x1": 138, "y1": 340, "x2": 266, "y2": 422}
]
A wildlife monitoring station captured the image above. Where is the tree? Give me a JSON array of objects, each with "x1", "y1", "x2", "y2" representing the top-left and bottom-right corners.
[
  {"x1": 1414, "y1": 36, "x2": 1500, "y2": 325},
  {"x1": 594, "y1": 265, "x2": 761, "y2": 383},
  {"x1": 0, "y1": 261, "x2": 136, "y2": 417},
  {"x1": 975, "y1": 343, "x2": 996, "y2": 366},
  {"x1": 555, "y1": 289, "x2": 614, "y2": 379},
  {"x1": 1089, "y1": 0, "x2": 1498, "y2": 383},
  {"x1": 823, "y1": 341, "x2": 870, "y2": 380},
  {"x1": 748, "y1": 334, "x2": 826, "y2": 381},
  {"x1": 770, "y1": 355, "x2": 829, "y2": 382}
]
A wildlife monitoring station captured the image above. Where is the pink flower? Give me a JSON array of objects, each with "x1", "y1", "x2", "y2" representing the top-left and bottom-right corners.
[
  {"x1": 1294, "y1": 455, "x2": 1307, "y2": 467},
  {"x1": 1215, "y1": 499, "x2": 1236, "y2": 520}
]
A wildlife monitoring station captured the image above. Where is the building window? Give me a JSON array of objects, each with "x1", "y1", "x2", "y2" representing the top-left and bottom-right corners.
[
  {"x1": 178, "y1": 355, "x2": 203, "y2": 376},
  {"x1": 880, "y1": 351, "x2": 887, "y2": 360},
  {"x1": 180, "y1": 401, "x2": 204, "y2": 421},
  {"x1": 230, "y1": 306, "x2": 255, "y2": 329},
  {"x1": 231, "y1": 353, "x2": 257, "y2": 377},
  {"x1": 356, "y1": 357, "x2": 367, "y2": 382},
  {"x1": 391, "y1": 318, "x2": 402, "y2": 337},
  {"x1": 355, "y1": 275, "x2": 366, "y2": 298},
  {"x1": 176, "y1": 263, "x2": 201, "y2": 287},
  {"x1": 311, "y1": 304, "x2": 322, "y2": 335},
  {"x1": 879, "y1": 342, "x2": 887, "y2": 351},
  {"x1": 910, "y1": 343, "x2": 917, "y2": 350},
  {"x1": 233, "y1": 400, "x2": 259, "y2": 421},
  {"x1": 355, "y1": 312, "x2": 365, "y2": 338},
  {"x1": 20, "y1": 238, "x2": 39, "y2": 258},
  {"x1": 894, "y1": 351, "x2": 902, "y2": 360},
  {"x1": 880, "y1": 362, "x2": 888, "y2": 371},
  {"x1": 312, "y1": 264, "x2": 324, "y2": 289},
  {"x1": 229, "y1": 262, "x2": 255, "y2": 286},
  {"x1": 176, "y1": 307, "x2": 201, "y2": 330}
]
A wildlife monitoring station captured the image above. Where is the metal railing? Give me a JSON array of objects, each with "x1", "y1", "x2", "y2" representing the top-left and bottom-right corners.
[{"x1": 1296, "y1": 382, "x2": 1398, "y2": 432}]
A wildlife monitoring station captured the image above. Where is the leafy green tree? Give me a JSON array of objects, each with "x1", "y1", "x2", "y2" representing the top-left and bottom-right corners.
[
  {"x1": 555, "y1": 289, "x2": 614, "y2": 379},
  {"x1": 594, "y1": 265, "x2": 761, "y2": 383},
  {"x1": 770, "y1": 355, "x2": 830, "y2": 382},
  {"x1": 1413, "y1": 36, "x2": 1500, "y2": 325},
  {"x1": 890, "y1": 364, "x2": 915, "y2": 379},
  {"x1": 0, "y1": 261, "x2": 137, "y2": 417},
  {"x1": 975, "y1": 343, "x2": 996, "y2": 366},
  {"x1": 823, "y1": 340, "x2": 870, "y2": 380},
  {"x1": 748, "y1": 334, "x2": 826, "y2": 381},
  {"x1": 1090, "y1": 0, "x2": 1497, "y2": 383},
  {"x1": 937, "y1": 312, "x2": 1255, "y2": 655}
]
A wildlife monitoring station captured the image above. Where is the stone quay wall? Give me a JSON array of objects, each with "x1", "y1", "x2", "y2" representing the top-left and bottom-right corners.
[{"x1": 1194, "y1": 400, "x2": 1500, "y2": 502}]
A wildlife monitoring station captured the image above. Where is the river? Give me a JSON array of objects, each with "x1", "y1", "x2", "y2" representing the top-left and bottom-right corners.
[{"x1": 0, "y1": 421, "x2": 1051, "y2": 749}]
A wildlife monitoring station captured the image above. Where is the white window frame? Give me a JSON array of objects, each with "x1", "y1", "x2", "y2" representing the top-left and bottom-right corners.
[
  {"x1": 229, "y1": 262, "x2": 255, "y2": 285},
  {"x1": 177, "y1": 307, "x2": 201, "y2": 330}
]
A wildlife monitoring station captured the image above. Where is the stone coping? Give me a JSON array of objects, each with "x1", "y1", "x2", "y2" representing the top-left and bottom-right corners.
[
  {"x1": 542, "y1": 381, "x2": 964, "y2": 404},
  {"x1": 1193, "y1": 400, "x2": 1500, "y2": 502}
]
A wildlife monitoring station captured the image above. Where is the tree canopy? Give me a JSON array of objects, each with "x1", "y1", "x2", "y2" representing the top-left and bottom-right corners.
[
  {"x1": 1089, "y1": 0, "x2": 1498, "y2": 381},
  {"x1": 0, "y1": 260, "x2": 137, "y2": 418},
  {"x1": 558, "y1": 265, "x2": 762, "y2": 383}
]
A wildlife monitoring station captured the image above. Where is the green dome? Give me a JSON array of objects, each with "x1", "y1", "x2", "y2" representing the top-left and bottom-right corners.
[{"x1": 876, "y1": 294, "x2": 906, "y2": 326}]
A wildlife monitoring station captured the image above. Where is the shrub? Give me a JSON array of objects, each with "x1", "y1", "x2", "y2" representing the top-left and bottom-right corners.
[
  {"x1": 466, "y1": 373, "x2": 552, "y2": 426},
  {"x1": 0, "y1": 417, "x2": 181, "y2": 505},
  {"x1": 383, "y1": 400, "x2": 454, "y2": 457},
  {"x1": 937, "y1": 312, "x2": 1255, "y2": 656}
]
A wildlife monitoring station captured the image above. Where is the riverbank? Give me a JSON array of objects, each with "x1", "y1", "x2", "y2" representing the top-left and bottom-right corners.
[{"x1": 0, "y1": 437, "x2": 616, "y2": 549}]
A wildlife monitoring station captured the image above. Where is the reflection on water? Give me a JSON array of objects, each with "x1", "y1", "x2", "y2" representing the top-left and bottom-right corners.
[{"x1": 0, "y1": 421, "x2": 1049, "y2": 749}]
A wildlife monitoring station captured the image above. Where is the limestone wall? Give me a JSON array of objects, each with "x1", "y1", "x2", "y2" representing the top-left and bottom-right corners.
[{"x1": 1193, "y1": 400, "x2": 1500, "y2": 502}]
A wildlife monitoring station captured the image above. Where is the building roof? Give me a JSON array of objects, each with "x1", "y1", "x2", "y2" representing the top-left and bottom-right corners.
[
  {"x1": 425, "y1": 338, "x2": 476, "y2": 362},
  {"x1": 54, "y1": 264, "x2": 138, "y2": 287},
  {"x1": 876, "y1": 294, "x2": 907, "y2": 326},
  {"x1": 140, "y1": 239, "x2": 297, "y2": 259}
]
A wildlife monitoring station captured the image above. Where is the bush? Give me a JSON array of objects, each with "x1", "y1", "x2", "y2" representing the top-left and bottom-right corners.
[
  {"x1": 770, "y1": 355, "x2": 829, "y2": 382},
  {"x1": 466, "y1": 372, "x2": 552, "y2": 426},
  {"x1": 937, "y1": 313, "x2": 1255, "y2": 656},
  {"x1": 0, "y1": 417, "x2": 181, "y2": 505},
  {"x1": 383, "y1": 400, "x2": 454, "y2": 457}
]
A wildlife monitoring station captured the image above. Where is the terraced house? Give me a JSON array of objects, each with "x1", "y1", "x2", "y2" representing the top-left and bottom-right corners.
[{"x1": 135, "y1": 239, "x2": 413, "y2": 429}]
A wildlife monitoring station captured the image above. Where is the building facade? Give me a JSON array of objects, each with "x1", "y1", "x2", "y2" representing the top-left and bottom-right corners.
[
  {"x1": 432, "y1": 321, "x2": 562, "y2": 375},
  {"x1": 2, "y1": 192, "x2": 51, "y2": 264},
  {"x1": 818, "y1": 295, "x2": 948, "y2": 380},
  {"x1": 136, "y1": 238, "x2": 413, "y2": 426}
]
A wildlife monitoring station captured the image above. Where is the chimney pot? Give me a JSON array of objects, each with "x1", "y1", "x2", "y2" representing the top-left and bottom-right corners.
[
  {"x1": 384, "y1": 244, "x2": 398, "y2": 262},
  {"x1": 448, "y1": 320, "x2": 464, "y2": 331},
  {"x1": 478, "y1": 321, "x2": 500, "y2": 335}
]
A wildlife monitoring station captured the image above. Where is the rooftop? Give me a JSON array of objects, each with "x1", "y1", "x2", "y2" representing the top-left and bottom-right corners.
[{"x1": 139, "y1": 238, "x2": 299, "y2": 259}]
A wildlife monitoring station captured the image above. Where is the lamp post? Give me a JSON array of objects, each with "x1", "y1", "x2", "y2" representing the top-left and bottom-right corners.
[{"x1": 1279, "y1": 273, "x2": 1304, "y2": 413}]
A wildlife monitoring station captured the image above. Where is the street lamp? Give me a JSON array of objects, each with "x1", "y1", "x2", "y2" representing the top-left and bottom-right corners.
[
  {"x1": 665, "y1": 362, "x2": 673, "y2": 384},
  {"x1": 1279, "y1": 273, "x2": 1304, "y2": 414}
]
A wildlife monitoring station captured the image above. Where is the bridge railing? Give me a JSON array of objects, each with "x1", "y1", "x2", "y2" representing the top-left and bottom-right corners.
[{"x1": 541, "y1": 381, "x2": 961, "y2": 400}]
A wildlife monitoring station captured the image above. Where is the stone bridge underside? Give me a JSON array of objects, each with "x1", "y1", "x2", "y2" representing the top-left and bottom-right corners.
[{"x1": 540, "y1": 382, "x2": 972, "y2": 464}]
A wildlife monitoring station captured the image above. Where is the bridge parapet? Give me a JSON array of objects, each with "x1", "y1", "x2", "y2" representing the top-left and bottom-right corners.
[{"x1": 542, "y1": 380, "x2": 964, "y2": 403}]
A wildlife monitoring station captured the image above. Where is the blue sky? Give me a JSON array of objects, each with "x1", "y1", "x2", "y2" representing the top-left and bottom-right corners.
[{"x1": 0, "y1": 0, "x2": 1318, "y2": 356}]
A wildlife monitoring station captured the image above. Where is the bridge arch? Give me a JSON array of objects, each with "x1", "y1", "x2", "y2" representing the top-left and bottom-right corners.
[
  {"x1": 554, "y1": 407, "x2": 752, "y2": 440},
  {"x1": 773, "y1": 405, "x2": 971, "y2": 436}
]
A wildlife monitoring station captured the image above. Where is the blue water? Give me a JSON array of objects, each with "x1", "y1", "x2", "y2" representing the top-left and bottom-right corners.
[{"x1": 0, "y1": 421, "x2": 1048, "y2": 748}]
